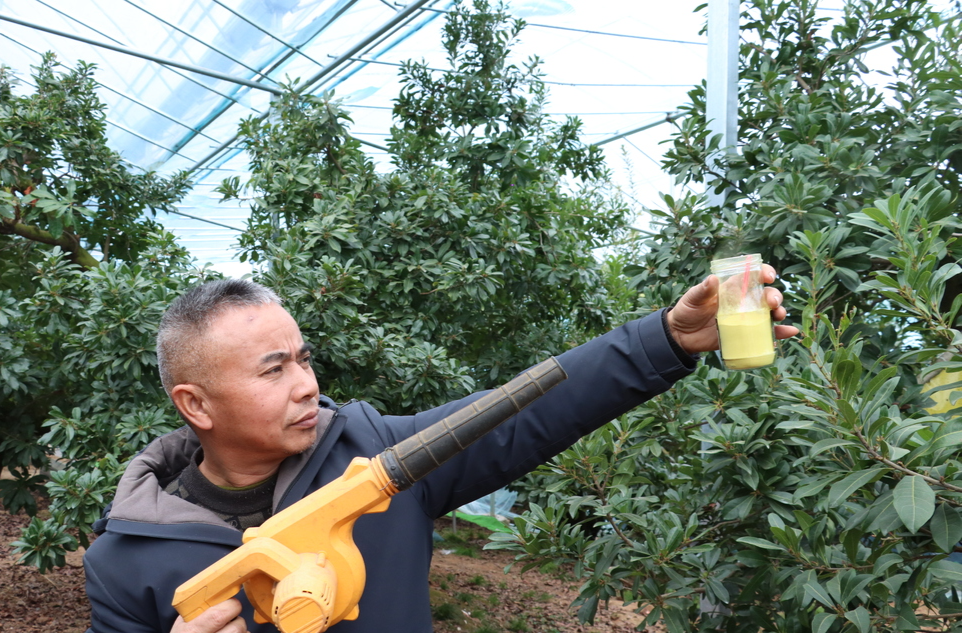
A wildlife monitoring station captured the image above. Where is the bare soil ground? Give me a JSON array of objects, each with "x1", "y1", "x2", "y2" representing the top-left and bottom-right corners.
[
  {"x1": 0, "y1": 504, "x2": 660, "y2": 633},
  {"x1": 0, "y1": 502, "x2": 89, "y2": 633},
  {"x1": 429, "y1": 517, "x2": 662, "y2": 633}
]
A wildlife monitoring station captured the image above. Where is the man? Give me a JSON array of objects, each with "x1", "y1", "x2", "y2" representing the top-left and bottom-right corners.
[{"x1": 84, "y1": 272, "x2": 797, "y2": 633}]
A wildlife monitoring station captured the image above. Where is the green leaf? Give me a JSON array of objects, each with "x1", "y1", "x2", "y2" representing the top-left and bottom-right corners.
[
  {"x1": 810, "y1": 437, "x2": 857, "y2": 457},
  {"x1": 828, "y1": 468, "x2": 884, "y2": 508},
  {"x1": 813, "y1": 611, "x2": 837, "y2": 633},
  {"x1": 48, "y1": 216, "x2": 64, "y2": 239},
  {"x1": 896, "y1": 604, "x2": 920, "y2": 630},
  {"x1": 893, "y1": 475, "x2": 935, "y2": 533},
  {"x1": 777, "y1": 420, "x2": 816, "y2": 431},
  {"x1": 662, "y1": 607, "x2": 689, "y2": 633},
  {"x1": 845, "y1": 606, "x2": 871, "y2": 633},
  {"x1": 927, "y1": 425, "x2": 962, "y2": 455},
  {"x1": 805, "y1": 577, "x2": 835, "y2": 608},
  {"x1": 736, "y1": 537, "x2": 786, "y2": 551},
  {"x1": 834, "y1": 358, "x2": 862, "y2": 397},
  {"x1": 453, "y1": 512, "x2": 513, "y2": 533},
  {"x1": 576, "y1": 593, "x2": 599, "y2": 624},
  {"x1": 929, "y1": 559, "x2": 962, "y2": 582},
  {"x1": 930, "y1": 503, "x2": 962, "y2": 553},
  {"x1": 705, "y1": 576, "x2": 730, "y2": 604},
  {"x1": 866, "y1": 491, "x2": 905, "y2": 533},
  {"x1": 723, "y1": 495, "x2": 755, "y2": 520},
  {"x1": 873, "y1": 553, "x2": 902, "y2": 576},
  {"x1": 795, "y1": 476, "x2": 833, "y2": 501}
]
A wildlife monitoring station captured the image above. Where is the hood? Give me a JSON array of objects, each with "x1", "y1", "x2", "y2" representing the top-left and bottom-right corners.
[{"x1": 106, "y1": 401, "x2": 337, "y2": 530}]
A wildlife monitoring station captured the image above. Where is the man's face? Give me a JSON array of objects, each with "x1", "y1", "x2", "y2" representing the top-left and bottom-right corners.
[{"x1": 200, "y1": 302, "x2": 320, "y2": 465}]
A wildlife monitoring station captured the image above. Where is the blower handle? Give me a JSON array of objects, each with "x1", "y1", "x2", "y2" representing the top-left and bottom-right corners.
[{"x1": 378, "y1": 357, "x2": 566, "y2": 491}]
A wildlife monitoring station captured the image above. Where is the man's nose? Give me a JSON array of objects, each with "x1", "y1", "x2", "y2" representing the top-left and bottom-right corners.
[{"x1": 294, "y1": 362, "x2": 320, "y2": 400}]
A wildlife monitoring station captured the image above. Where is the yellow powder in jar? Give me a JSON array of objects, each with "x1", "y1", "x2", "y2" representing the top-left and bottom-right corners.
[{"x1": 717, "y1": 309, "x2": 775, "y2": 370}]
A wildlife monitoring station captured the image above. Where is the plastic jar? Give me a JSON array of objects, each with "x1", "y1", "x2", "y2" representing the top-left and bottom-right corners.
[{"x1": 710, "y1": 254, "x2": 775, "y2": 370}]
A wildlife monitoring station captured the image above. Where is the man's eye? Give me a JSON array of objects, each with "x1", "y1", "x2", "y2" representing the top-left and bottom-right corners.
[
  {"x1": 267, "y1": 365, "x2": 283, "y2": 374},
  {"x1": 299, "y1": 354, "x2": 313, "y2": 365}
]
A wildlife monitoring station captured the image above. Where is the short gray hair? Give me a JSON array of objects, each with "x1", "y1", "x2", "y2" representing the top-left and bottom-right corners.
[{"x1": 157, "y1": 279, "x2": 281, "y2": 394}]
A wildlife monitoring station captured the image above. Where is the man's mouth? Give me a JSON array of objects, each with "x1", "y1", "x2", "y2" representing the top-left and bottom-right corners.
[{"x1": 291, "y1": 409, "x2": 319, "y2": 429}]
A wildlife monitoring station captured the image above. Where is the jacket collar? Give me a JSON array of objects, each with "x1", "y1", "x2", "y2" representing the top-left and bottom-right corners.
[{"x1": 104, "y1": 398, "x2": 340, "y2": 535}]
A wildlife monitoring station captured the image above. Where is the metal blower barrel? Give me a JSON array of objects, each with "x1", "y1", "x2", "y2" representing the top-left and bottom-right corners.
[{"x1": 378, "y1": 357, "x2": 567, "y2": 491}]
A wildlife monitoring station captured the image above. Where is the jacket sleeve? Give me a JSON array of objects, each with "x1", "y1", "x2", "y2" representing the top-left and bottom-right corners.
[
  {"x1": 85, "y1": 554, "x2": 161, "y2": 633},
  {"x1": 84, "y1": 532, "x2": 246, "y2": 633},
  {"x1": 388, "y1": 309, "x2": 697, "y2": 518}
]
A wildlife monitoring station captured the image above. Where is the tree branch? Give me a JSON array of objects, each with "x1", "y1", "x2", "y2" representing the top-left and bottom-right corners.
[
  {"x1": 854, "y1": 428, "x2": 962, "y2": 501},
  {"x1": 325, "y1": 146, "x2": 348, "y2": 176},
  {"x1": 0, "y1": 217, "x2": 99, "y2": 269}
]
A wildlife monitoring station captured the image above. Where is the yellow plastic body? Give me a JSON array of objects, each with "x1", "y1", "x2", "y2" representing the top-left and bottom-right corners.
[
  {"x1": 172, "y1": 456, "x2": 398, "y2": 633},
  {"x1": 923, "y1": 369, "x2": 962, "y2": 414}
]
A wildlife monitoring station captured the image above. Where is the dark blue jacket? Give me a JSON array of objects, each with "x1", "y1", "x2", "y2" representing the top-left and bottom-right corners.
[{"x1": 84, "y1": 310, "x2": 695, "y2": 632}]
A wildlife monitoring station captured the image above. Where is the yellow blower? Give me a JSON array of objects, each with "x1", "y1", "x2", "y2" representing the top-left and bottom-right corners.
[{"x1": 172, "y1": 357, "x2": 566, "y2": 633}]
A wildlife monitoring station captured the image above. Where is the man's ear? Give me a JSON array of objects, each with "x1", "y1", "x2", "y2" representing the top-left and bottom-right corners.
[{"x1": 170, "y1": 384, "x2": 214, "y2": 431}]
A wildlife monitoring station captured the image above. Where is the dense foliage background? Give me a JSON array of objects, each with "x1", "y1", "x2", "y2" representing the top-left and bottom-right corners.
[
  {"x1": 493, "y1": 1, "x2": 962, "y2": 631},
  {"x1": 0, "y1": 55, "x2": 208, "y2": 567}
]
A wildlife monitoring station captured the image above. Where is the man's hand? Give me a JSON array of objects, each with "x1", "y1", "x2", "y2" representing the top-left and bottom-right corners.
[
  {"x1": 666, "y1": 264, "x2": 800, "y2": 355},
  {"x1": 171, "y1": 599, "x2": 247, "y2": 633}
]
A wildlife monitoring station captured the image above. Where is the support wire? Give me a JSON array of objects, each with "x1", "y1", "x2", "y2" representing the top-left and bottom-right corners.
[{"x1": 0, "y1": 12, "x2": 283, "y2": 95}]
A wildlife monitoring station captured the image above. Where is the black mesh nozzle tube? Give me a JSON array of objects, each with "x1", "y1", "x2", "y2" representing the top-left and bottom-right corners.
[{"x1": 378, "y1": 357, "x2": 567, "y2": 491}]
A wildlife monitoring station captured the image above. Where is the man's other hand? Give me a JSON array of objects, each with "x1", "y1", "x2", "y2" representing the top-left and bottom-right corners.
[
  {"x1": 171, "y1": 599, "x2": 247, "y2": 633},
  {"x1": 666, "y1": 264, "x2": 800, "y2": 355}
]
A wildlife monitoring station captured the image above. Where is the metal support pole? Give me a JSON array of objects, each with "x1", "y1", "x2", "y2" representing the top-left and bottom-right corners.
[
  {"x1": 166, "y1": 0, "x2": 361, "y2": 157},
  {"x1": 0, "y1": 31, "x2": 219, "y2": 144},
  {"x1": 120, "y1": 0, "x2": 280, "y2": 85},
  {"x1": 702, "y1": 2, "x2": 740, "y2": 619},
  {"x1": 210, "y1": 0, "x2": 329, "y2": 70},
  {"x1": 705, "y1": 0, "x2": 739, "y2": 208},
  {"x1": 187, "y1": 0, "x2": 438, "y2": 175},
  {"x1": 596, "y1": 111, "x2": 685, "y2": 146},
  {"x1": 0, "y1": 13, "x2": 283, "y2": 96},
  {"x1": 163, "y1": 209, "x2": 244, "y2": 232},
  {"x1": 28, "y1": 0, "x2": 256, "y2": 105},
  {"x1": 701, "y1": 3, "x2": 741, "y2": 443},
  {"x1": 297, "y1": 0, "x2": 437, "y2": 97}
]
